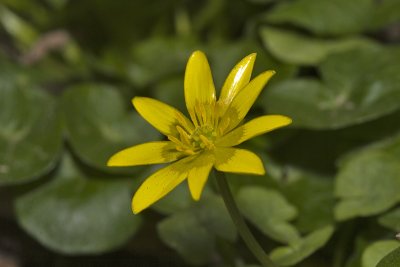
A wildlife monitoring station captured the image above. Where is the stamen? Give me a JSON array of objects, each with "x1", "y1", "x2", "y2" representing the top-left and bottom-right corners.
[
  {"x1": 199, "y1": 104, "x2": 207, "y2": 125},
  {"x1": 218, "y1": 117, "x2": 230, "y2": 136},
  {"x1": 176, "y1": 125, "x2": 191, "y2": 146},
  {"x1": 199, "y1": 135, "x2": 215, "y2": 149},
  {"x1": 175, "y1": 112, "x2": 194, "y2": 133},
  {"x1": 168, "y1": 135, "x2": 186, "y2": 148},
  {"x1": 169, "y1": 134, "x2": 196, "y2": 155}
]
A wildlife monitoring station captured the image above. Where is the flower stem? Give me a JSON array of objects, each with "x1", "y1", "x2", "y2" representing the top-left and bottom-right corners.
[{"x1": 214, "y1": 170, "x2": 278, "y2": 267}]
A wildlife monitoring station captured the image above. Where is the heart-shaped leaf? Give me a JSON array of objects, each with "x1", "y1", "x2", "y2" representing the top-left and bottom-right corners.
[
  {"x1": 0, "y1": 83, "x2": 62, "y2": 185},
  {"x1": 379, "y1": 208, "x2": 400, "y2": 232},
  {"x1": 362, "y1": 241, "x2": 400, "y2": 267},
  {"x1": 237, "y1": 186, "x2": 300, "y2": 244},
  {"x1": 194, "y1": 193, "x2": 237, "y2": 242},
  {"x1": 377, "y1": 246, "x2": 400, "y2": 267},
  {"x1": 263, "y1": 47, "x2": 400, "y2": 129},
  {"x1": 127, "y1": 37, "x2": 197, "y2": 88},
  {"x1": 335, "y1": 137, "x2": 400, "y2": 220},
  {"x1": 270, "y1": 225, "x2": 334, "y2": 266},
  {"x1": 15, "y1": 154, "x2": 141, "y2": 254},
  {"x1": 260, "y1": 27, "x2": 377, "y2": 65},
  {"x1": 157, "y1": 210, "x2": 215, "y2": 266},
  {"x1": 280, "y1": 170, "x2": 335, "y2": 233},
  {"x1": 157, "y1": 191, "x2": 236, "y2": 265},
  {"x1": 62, "y1": 83, "x2": 159, "y2": 172},
  {"x1": 266, "y1": 0, "x2": 373, "y2": 36}
]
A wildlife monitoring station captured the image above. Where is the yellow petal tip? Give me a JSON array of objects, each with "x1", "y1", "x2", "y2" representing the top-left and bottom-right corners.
[
  {"x1": 192, "y1": 195, "x2": 201, "y2": 201},
  {"x1": 106, "y1": 155, "x2": 118, "y2": 166},
  {"x1": 131, "y1": 96, "x2": 144, "y2": 108},
  {"x1": 248, "y1": 53, "x2": 257, "y2": 60},
  {"x1": 190, "y1": 50, "x2": 206, "y2": 59},
  {"x1": 281, "y1": 115, "x2": 293, "y2": 126},
  {"x1": 132, "y1": 201, "x2": 143, "y2": 214}
]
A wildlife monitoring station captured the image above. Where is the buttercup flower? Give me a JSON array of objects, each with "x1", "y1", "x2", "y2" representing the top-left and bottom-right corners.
[{"x1": 108, "y1": 51, "x2": 292, "y2": 213}]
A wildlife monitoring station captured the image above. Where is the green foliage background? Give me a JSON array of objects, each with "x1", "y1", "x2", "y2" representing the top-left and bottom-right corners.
[{"x1": 0, "y1": 0, "x2": 400, "y2": 266}]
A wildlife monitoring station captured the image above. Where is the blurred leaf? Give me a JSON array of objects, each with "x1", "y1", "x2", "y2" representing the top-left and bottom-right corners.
[
  {"x1": 260, "y1": 27, "x2": 377, "y2": 65},
  {"x1": 270, "y1": 225, "x2": 334, "y2": 266},
  {"x1": 263, "y1": 47, "x2": 400, "y2": 129},
  {"x1": 280, "y1": 170, "x2": 335, "y2": 233},
  {"x1": 1, "y1": 0, "x2": 50, "y2": 27},
  {"x1": 377, "y1": 246, "x2": 400, "y2": 267},
  {"x1": 15, "y1": 154, "x2": 141, "y2": 254},
  {"x1": 362, "y1": 241, "x2": 400, "y2": 267},
  {"x1": 153, "y1": 76, "x2": 186, "y2": 112},
  {"x1": 158, "y1": 210, "x2": 215, "y2": 266},
  {"x1": 335, "y1": 137, "x2": 400, "y2": 221},
  {"x1": 63, "y1": 0, "x2": 175, "y2": 50},
  {"x1": 152, "y1": 182, "x2": 192, "y2": 215},
  {"x1": 237, "y1": 186, "x2": 300, "y2": 244},
  {"x1": 206, "y1": 40, "x2": 298, "y2": 90},
  {"x1": 266, "y1": 0, "x2": 373, "y2": 36},
  {"x1": 369, "y1": 0, "x2": 400, "y2": 31},
  {"x1": 0, "y1": 4, "x2": 38, "y2": 48},
  {"x1": 0, "y1": 83, "x2": 62, "y2": 185},
  {"x1": 194, "y1": 193, "x2": 237, "y2": 242},
  {"x1": 126, "y1": 37, "x2": 197, "y2": 88},
  {"x1": 157, "y1": 191, "x2": 236, "y2": 265},
  {"x1": 378, "y1": 207, "x2": 400, "y2": 232},
  {"x1": 62, "y1": 83, "x2": 159, "y2": 172},
  {"x1": 246, "y1": 0, "x2": 277, "y2": 3},
  {"x1": 345, "y1": 236, "x2": 371, "y2": 267},
  {"x1": 265, "y1": 0, "x2": 400, "y2": 35}
]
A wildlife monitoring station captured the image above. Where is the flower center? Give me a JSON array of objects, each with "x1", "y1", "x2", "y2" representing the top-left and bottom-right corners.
[
  {"x1": 167, "y1": 102, "x2": 229, "y2": 155},
  {"x1": 168, "y1": 124, "x2": 217, "y2": 155},
  {"x1": 191, "y1": 125, "x2": 217, "y2": 150}
]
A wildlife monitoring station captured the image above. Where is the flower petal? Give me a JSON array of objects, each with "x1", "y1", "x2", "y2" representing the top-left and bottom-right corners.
[
  {"x1": 218, "y1": 53, "x2": 256, "y2": 112},
  {"x1": 214, "y1": 147, "x2": 265, "y2": 175},
  {"x1": 107, "y1": 141, "x2": 183, "y2": 167},
  {"x1": 133, "y1": 97, "x2": 193, "y2": 136},
  {"x1": 187, "y1": 153, "x2": 214, "y2": 201},
  {"x1": 184, "y1": 51, "x2": 216, "y2": 124},
  {"x1": 132, "y1": 156, "x2": 196, "y2": 213},
  {"x1": 219, "y1": 70, "x2": 275, "y2": 134},
  {"x1": 216, "y1": 115, "x2": 292, "y2": 147}
]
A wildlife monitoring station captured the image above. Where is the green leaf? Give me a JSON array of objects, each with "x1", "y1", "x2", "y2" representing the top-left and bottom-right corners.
[
  {"x1": 265, "y1": 0, "x2": 400, "y2": 36},
  {"x1": 15, "y1": 154, "x2": 141, "y2": 254},
  {"x1": 0, "y1": 85, "x2": 62, "y2": 185},
  {"x1": 246, "y1": 0, "x2": 277, "y2": 3},
  {"x1": 266, "y1": 0, "x2": 373, "y2": 36},
  {"x1": 270, "y1": 225, "x2": 334, "y2": 266},
  {"x1": 62, "y1": 83, "x2": 159, "y2": 172},
  {"x1": 237, "y1": 186, "x2": 300, "y2": 244},
  {"x1": 263, "y1": 47, "x2": 400, "y2": 129},
  {"x1": 369, "y1": 0, "x2": 400, "y2": 31},
  {"x1": 259, "y1": 27, "x2": 377, "y2": 65},
  {"x1": 194, "y1": 193, "x2": 237, "y2": 242},
  {"x1": 157, "y1": 210, "x2": 215, "y2": 266},
  {"x1": 156, "y1": 188, "x2": 236, "y2": 236},
  {"x1": 362, "y1": 241, "x2": 400, "y2": 267},
  {"x1": 153, "y1": 77, "x2": 186, "y2": 112},
  {"x1": 0, "y1": 5, "x2": 38, "y2": 48},
  {"x1": 127, "y1": 37, "x2": 197, "y2": 88},
  {"x1": 378, "y1": 207, "x2": 400, "y2": 232},
  {"x1": 152, "y1": 182, "x2": 192, "y2": 215},
  {"x1": 335, "y1": 138, "x2": 400, "y2": 221},
  {"x1": 156, "y1": 191, "x2": 236, "y2": 265},
  {"x1": 377, "y1": 246, "x2": 400, "y2": 267},
  {"x1": 206, "y1": 40, "x2": 298, "y2": 90},
  {"x1": 280, "y1": 170, "x2": 335, "y2": 233}
]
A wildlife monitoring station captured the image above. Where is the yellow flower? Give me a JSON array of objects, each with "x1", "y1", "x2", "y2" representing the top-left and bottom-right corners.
[{"x1": 108, "y1": 51, "x2": 292, "y2": 213}]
